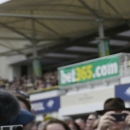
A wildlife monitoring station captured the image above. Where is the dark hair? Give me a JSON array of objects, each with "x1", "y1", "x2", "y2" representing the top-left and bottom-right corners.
[
  {"x1": 16, "y1": 91, "x2": 29, "y2": 99},
  {"x1": 73, "y1": 122, "x2": 80, "y2": 130},
  {"x1": 16, "y1": 94, "x2": 31, "y2": 111},
  {"x1": 0, "y1": 89, "x2": 20, "y2": 123},
  {"x1": 30, "y1": 121, "x2": 42, "y2": 127},
  {"x1": 43, "y1": 119, "x2": 71, "y2": 130}
]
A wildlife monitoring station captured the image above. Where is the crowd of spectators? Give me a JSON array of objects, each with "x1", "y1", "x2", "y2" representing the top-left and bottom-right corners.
[
  {"x1": 0, "y1": 73, "x2": 129, "y2": 130},
  {"x1": 0, "y1": 71, "x2": 58, "y2": 93},
  {"x1": 27, "y1": 98, "x2": 130, "y2": 130}
]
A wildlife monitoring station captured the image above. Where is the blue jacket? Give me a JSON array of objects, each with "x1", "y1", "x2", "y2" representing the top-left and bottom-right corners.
[{"x1": 11, "y1": 109, "x2": 35, "y2": 125}]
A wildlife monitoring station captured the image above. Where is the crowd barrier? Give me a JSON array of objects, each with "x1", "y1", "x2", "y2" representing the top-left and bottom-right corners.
[{"x1": 27, "y1": 86, "x2": 59, "y2": 94}]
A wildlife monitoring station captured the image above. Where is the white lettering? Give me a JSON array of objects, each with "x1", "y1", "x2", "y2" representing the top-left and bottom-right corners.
[
  {"x1": 47, "y1": 100, "x2": 54, "y2": 108},
  {"x1": 107, "y1": 63, "x2": 118, "y2": 75},
  {"x1": 96, "y1": 66, "x2": 101, "y2": 77},
  {"x1": 95, "y1": 62, "x2": 118, "y2": 78},
  {"x1": 31, "y1": 102, "x2": 45, "y2": 111},
  {"x1": 101, "y1": 65, "x2": 107, "y2": 76},
  {"x1": 72, "y1": 69, "x2": 76, "y2": 82},
  {"x1": 60, "y1": 69, "x2": 76, "y2": 84}
]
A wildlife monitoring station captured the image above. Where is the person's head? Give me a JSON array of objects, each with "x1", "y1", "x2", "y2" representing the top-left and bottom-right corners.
[
  {"x1": 92, "y1": 119, "x2": 99, "y2": 130},
  {"x1": 0, "y1": 89, "x2": 20, "y2": 123},
  {"x1": 16, "y1": 94, "x2": 31, "y2": 111},
  {"x1": 43, "y1": 119, "x2": 71, "y2": 130},
  {"x1": 61, "y1": 116, "x2": 73, "y2": 125},
  {"x1": 24, "y1": 121, "x2": 41, "y2": 130},
  {"x1": 75, "y1": 118, "x2": 86, "y2": 130},
  {"x1": 38, "y1": 122, "x2": 46, "y2": 130},
  {"x1": 68, "y1": 122, "x2": 80, "y2": 130},
  {"x1": 86, "y1": 113, "x2": 98, "y2": 129},
  {"x1": 97, "y1": 98, "x2": 130, "y2": 130}
]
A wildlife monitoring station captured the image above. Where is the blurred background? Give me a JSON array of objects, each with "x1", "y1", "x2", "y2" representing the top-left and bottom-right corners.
[{"x1": 0, "y1": 0, "x2": 130, "y2": 129}]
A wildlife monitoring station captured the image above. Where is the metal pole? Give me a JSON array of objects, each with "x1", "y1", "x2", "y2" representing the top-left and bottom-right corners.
[
  {"x1": 31, "y1": 11, "x2": 37, "y2": 58},
  {"x1": 98, "y1": 20, "x2": 104, "y2": 38},
  {"x1": 98, "y1": 19, "x2": 106, "y2": 57},
  {"x1": 0, "y1": 13, "x2": 94, "y2": 21},
  {"x1": 32, "y1": 41, "x2": 37, "y2": 58},
  {"x1": 31, "y1": 11, "x2": 43, "y2": 77},
  {"x1": 0, "y1": 13, "x2": 121, "y2": 21}
]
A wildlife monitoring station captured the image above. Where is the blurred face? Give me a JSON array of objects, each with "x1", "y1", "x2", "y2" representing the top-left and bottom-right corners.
[
  {"x1": 86, "y1": 115, "x2": 96, "y2": 128},
  {"x1": 19, "y1": 100, "x2": 28, "y2": 110},
  {"x1": 46, "y1": 123, "x2": 66, "y2": 130},
  {"x1": 109, "y1": 122, "x2": 125, "y2": 130},
  {"x1": 31, "y1": 125, "x2": 37, "y2": 130},
  {"x1": 68, "y1": 123, "x2": 77, "y2": 130},
  {"x1": 109, "y1": 111, "x2": 126, "y2": 130},
  {"x1": 75, "y1": 120, "x2": 85, "y2": 130}
]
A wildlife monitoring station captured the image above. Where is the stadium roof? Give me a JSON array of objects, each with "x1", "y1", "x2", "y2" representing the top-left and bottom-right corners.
[{"x1": 0, "y1": 0, "x2": 130, "y2": 69}]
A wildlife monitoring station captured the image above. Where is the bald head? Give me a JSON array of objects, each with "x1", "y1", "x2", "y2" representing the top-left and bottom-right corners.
[{"x1": 75, "y1": 118, "x2": 86, "y2": 130}]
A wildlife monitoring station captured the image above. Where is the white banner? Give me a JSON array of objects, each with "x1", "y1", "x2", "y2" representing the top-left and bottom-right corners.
[{"x1": 61, "y1": 87, "x2": 114, "y2": 108}]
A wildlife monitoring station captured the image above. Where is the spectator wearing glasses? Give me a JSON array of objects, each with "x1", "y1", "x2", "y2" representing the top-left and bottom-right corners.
[{"x1": 86, "y1": 113, "x2": 98, "y2": 130}]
